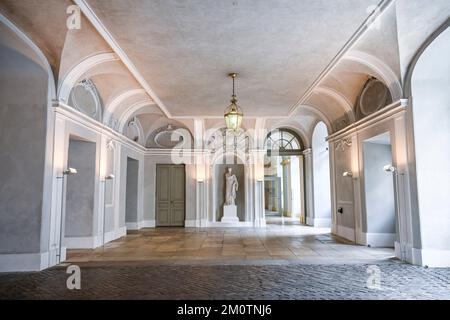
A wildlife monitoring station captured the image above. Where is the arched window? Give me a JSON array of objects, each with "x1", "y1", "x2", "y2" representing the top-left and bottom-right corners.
[{"x1": 265, "y1": 128, "x2": 303, "y2": 156}]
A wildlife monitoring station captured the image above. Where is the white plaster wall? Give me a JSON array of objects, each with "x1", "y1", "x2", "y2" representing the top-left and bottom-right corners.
[
  {"x1": 363, "y1": 142, "x2": 396, "y2": 235},
  {"x1": 312, "y1": 122, "x2": 332, "y2": 226},
  {"x1": 65, "y1": 139, "x2": 96, "y2": 237},
  {"x1": 125, "y1": 158, "x2": 139, "y2": 224},
  {"x1": 118, "y1": 145, "x2": 144, "y2": 229},
  {"x1": 411, "y1": 28, "x2": 450, "y2": 254},
  {"x1": 0, "y1": 38, "x2": 47, "y2": 255}
]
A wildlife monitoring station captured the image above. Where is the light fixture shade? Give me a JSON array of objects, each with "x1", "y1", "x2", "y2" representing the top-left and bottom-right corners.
[{"x1": 224, "y1": 102, "x2": 243, "y2": 131}]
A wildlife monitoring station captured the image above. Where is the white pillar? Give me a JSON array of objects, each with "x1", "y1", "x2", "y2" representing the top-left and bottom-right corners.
[{"x1": 303, "y1": 148, "x2": 314, "y2": 225}]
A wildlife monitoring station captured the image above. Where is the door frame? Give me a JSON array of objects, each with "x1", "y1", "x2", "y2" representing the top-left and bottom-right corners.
[{"x1": 155, "y1": 164, "x2": 186, "y2": 227}]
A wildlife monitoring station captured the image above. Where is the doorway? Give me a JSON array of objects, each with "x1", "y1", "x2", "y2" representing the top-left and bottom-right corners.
[
  {"x1": 156, "y1": 164, "x2": 186, "y2": 227},
  {"x1": 264, "y1": 129, "x2": 304, "y2": 225},
  {"x1": 362, "y1": 132, "x2": 396, "y2": 247}
]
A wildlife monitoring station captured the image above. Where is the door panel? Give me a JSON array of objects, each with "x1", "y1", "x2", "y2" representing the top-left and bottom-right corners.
[{"x1": 156, "y1": 164, "x2": 185, "y2": 227}]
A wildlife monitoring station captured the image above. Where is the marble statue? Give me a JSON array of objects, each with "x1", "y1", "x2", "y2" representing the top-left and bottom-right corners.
[{"x1": 225, "y1": 167, "x2": 238, "y2": 205}]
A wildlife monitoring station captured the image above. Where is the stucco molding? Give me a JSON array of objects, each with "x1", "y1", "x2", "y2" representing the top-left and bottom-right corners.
[
  {"x1": 103, "y1": 89, "x2": 147, "y2": 126},
  {"x1": 117, "y1": 99, "x2": 158, "y2": 133},
  {"x1": 58, "y1": 52, "x2": 119, "y2": 103},
  {"x1": 342, "y1": 50, "x2": 403, "y2": 101},
  {"x1": 74, "y1": 0, "x2": 171, "y2": 118},
  {"x1": 334, "y1": 137, "x2": 352, "y2": 152},
  {"x1": 327, "y1": 99, "x2": 407, "y2": 143},
  {"x1": 313, "y1": 86, "x2": 356, "y2": 123}
]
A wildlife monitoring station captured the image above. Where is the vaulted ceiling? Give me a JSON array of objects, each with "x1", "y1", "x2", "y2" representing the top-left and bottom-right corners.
[
  {"x1": 1, "y1": 0, "x2": 449, "y2": 146},
  {"x1": 85, "y1": 0, "x2": 377, "y2": 117}
]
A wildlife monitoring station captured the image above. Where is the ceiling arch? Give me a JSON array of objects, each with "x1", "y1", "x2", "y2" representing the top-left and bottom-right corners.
[
  {"x1": 341, "y1": 50, "x2": 402, "y2": 101},
  {"x1": 117, "y1": 100, "x2": 159, "y2": 133},
  {"x1": 313, "y1": 86, "x2": 356, "y2": 123},
  {"x1": 103, "y1": 89, "x2": 147, "y2": 125},
  {"x1": 58, "y1": 52, "x2": 118, "y2": 102}
]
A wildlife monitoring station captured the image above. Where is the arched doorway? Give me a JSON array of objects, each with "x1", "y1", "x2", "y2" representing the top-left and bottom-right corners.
[
  {"x1": 311, "y1": 122, "x2": 332, "y2": 228},
  {"x1": 264, "y1": 128, "x2": 304, "y2": 225},
  {"x1": 409, "y1": 26, "x2": 450, "y2": 266}
]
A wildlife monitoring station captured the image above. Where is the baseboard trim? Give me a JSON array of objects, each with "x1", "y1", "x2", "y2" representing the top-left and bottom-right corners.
[
  {"x1": 307, "y1": 217, "x2": 331, "y2": 228},
  {"x1": 185, "y1": 220, "x2": 199, "y2": 227},
  {"x1": 126, "y1": 220, "x2": 155, "y2": 230},
  {"x1": 0, "y1": 251, "x2": 49, "y2": 272},
  {"x1": 142, "y1": 220, "x2": 155, "y2": 228},
  {"x1": 334, "y1": 225, "x2": 355, "y2": 242},
  {"x1": 65, "y1": 235, "x2": 103, "y2": 249},
  {"x1": 362, "y1": 232, "x2": 395, "y2": 248},
  {"x1": 412, "y1": 247, "x2": 450, "y2": 268},
  {"x1": 104, "y1": 226, "x2": 127, "y2": 243}
]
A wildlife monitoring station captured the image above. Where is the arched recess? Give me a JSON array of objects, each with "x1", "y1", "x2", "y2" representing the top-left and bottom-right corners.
[
  {"x1": 311, "y1": 122, "x2": 332, "y2": 228},
  {"x1": 263, "y1": 128, "x2": 305, "y2": 223},
  {"x1": 342, "y1": 50, "x2": 403, "y2": 102},
  {"x1": 57, "y1": 52, "x2": 119, "y2": 103},
  {"x1": 0, "y1": 14, "x2": 57, "y2": 271},
  {"x1": 408, "y1": 26, "x2": 450, "y2": 267}
]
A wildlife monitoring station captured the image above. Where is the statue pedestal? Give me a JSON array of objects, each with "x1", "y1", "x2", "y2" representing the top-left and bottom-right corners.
[{"x1": 221, "y1": 205, "x2": 239, "y2": 223}]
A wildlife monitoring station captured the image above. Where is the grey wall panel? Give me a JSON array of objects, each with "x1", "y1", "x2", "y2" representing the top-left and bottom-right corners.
[
  {"x1": 0, "y1": 45, "x2": 47, "y2": 254},
  {"x1": 65, "y1": 139, "x2": 96, "y2": 237}
]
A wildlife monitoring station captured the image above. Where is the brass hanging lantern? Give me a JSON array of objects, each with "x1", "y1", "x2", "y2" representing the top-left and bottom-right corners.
[{"x1": 224, "y1": 73, "x2": 244, "y2": 131}]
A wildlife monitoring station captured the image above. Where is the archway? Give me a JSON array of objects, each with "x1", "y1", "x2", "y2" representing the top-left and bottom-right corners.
[
  {"x1": 264, "y1": 128, "x2": 304, "y2": 225},
  {"x1": 409, "y1": 26, "x2": 450, "y2": 266},
  {"x1": 311, "y1": 122, "x2": 332, "y2": 228}
]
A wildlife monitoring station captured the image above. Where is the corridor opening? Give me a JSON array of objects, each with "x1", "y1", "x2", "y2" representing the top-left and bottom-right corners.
[{"x1": 264, "y1": 129, "x2": 304, "y2": 225}]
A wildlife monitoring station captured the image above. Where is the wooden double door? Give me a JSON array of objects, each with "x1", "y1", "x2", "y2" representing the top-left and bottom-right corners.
[{"x1": 156, "y1": 164, "x2": 186, "y2": 227}]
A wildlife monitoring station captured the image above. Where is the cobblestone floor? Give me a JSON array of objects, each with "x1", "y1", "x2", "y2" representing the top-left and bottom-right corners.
[{"x1": 1, "y1": 261, "x2": 450, "y2": 300}]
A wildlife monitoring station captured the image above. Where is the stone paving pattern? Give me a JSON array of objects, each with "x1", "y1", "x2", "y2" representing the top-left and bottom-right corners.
[
  {"x1": 66, "y1": 224, "x2": 394, "y2": 263},
  {"x1": 1, "y1": 262, "x2": 450, "y2": 300}
]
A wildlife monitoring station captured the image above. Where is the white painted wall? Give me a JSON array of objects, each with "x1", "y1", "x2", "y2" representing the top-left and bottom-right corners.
[
  {"x1": 411, "y1": 27, "x2": 450, "y2": 266},
  {"x1": 312, "y1": 122, "x2": 332, "y2": 227},
  {"x1": 363, "y1": 141, "x2": 396, "y2": 247}
]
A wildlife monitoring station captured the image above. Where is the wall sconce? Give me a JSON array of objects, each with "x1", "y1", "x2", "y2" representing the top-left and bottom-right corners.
[
  {"x1": 104, "y1": 174, "x2": 115, "y2": 181},
  {"x1": 383, "y1": 164, "x2": 397, "y2": 173},
  {"x1": 196, "y1": 165, "x2": 205, "y2": 183},
  {"x1": 342, "y1": 171, "x2": 353, "y2": 178},
  {"x1": 63, "y1": 167, "x2": 78, "y2": 175}
]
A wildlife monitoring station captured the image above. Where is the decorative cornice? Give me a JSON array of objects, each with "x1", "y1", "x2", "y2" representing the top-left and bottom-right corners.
[{"x1": 327, "y1": 99, "x2": 406, "y2": 142}]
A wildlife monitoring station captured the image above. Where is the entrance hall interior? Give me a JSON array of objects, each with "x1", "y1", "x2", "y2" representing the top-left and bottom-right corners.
[{"x1": 0, "y1": 0, "x2": 450, "y2": 300}]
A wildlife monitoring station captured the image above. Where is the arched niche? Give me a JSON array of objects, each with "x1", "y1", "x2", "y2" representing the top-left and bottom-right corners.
[{"x1": 206, "y1": 150, "x2": 254, "y2": 226}]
